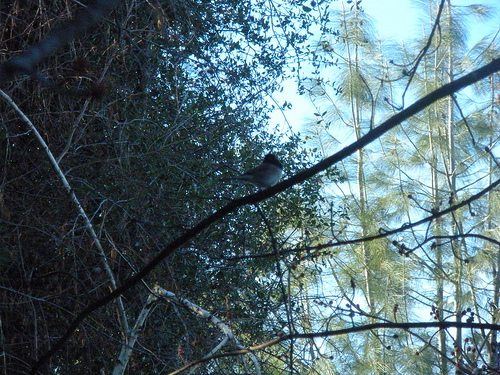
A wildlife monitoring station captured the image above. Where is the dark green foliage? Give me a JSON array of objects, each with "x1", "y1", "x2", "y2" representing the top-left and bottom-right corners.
[{"x1": 0, "y1": 0, "x2": 326, "y2": 373}]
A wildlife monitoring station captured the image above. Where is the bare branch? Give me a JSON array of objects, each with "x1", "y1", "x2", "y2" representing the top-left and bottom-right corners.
[{"x1": 156, "y1": 321, "x2": 500, "y2": 372}]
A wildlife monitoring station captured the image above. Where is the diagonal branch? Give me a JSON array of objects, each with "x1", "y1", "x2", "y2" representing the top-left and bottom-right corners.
[
  {"x1": 166, "y1": 321, "x2": 500, "y2": 372},
  {"x1": 224, "y1": 174, "x2": 500, "y2": 261},
  {"x1": 29, "y1": 56, "x2": 500, "y2": 374}
]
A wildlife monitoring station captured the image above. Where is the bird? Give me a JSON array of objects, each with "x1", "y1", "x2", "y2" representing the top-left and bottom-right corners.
[{"x1": 231, "y1": 153, "x2": 283, "y2": 189}]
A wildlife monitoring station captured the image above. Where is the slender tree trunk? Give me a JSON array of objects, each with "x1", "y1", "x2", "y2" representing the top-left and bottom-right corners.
[
  {"x1": 443, "y1": 3, "x2": 464, "y2": 372},
  {"x1": 487, "y1": 74, "x2": 500, "y2": 369}
]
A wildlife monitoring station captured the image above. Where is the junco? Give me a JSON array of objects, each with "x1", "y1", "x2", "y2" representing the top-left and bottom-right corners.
[{"x1": 231, "y1": 154, "x2": 283, "y2": 189}]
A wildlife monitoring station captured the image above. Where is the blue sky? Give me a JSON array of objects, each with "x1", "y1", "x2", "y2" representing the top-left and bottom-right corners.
[
  {"x1": 362, "y1": 0, "x2": 415, "y2": 42},
  {"x1": 364, "y1": 0, "x2": 500, "y2": 44},
  {"x1": 270, "y1": 0, "x2": 500, "y2": 133}
]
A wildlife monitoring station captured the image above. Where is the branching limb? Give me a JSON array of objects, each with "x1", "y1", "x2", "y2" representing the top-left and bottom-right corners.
[
  {"x1": 112, "y1": 289, "x2": 160, "y2": 375},
  {"x1": 28, "y1": 56, "x2": 500, "y2": 374},
  {"x1": 152, "y1": 286, "x2": 261, "y2": 375}
]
